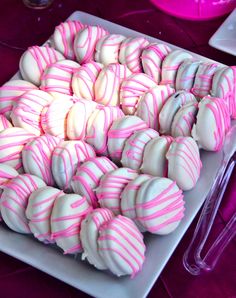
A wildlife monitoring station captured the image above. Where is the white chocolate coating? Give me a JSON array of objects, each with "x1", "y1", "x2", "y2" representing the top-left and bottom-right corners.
[
  {"x1": 19, "y1": 46, "x2": 64, "y2": 86},
  {"x1": 96, "y1": 167, "x2": 138, "y2": 215},
  {"x1": 135, "y1": 85, "x2": 175, "y2": 131},
  {"x1": 80, "y1": 208, "x2": 114, "y2": 269},
  {"x1": 72, "y1": 62, "x2": 103, "y2": 100},
  {"x1": 141, "y1": 43, "x2": 171, "y2": 83},
  {"x1": 121, "y1": 128, "x2": 159, "y2": 170},
  {"x1": 26, "y1": 186, "x2": 64, "y2": 243},
  {"x1": 0, "y1": 174, "x2": 46, "y2": 233},
  {"x1": 176, "y1": 59, "x2": 200, "y2": 91},
  {"x1": 52, "y1": 140, "x2": 96, "y2": 191},
  {"x1": 22, "y1": 134, "x2": 61, "y2": 186},
  {"x1": 51, "y1": 193, "x2": 92, "y2": 254},
  {"x1": 166, "y1": 136, "x2": 202, "y2": 190},
  {"x1": 0, "y1": 115, "x2": 12, "y2": 131},
  {"x1": 86, "y1": 106, "x2": 124, "y2": 156},
  {"x1": 120, "y1": 73, "x2": 157, "y2": 115},
  {"x1": 94, "y1": 63, "x2": 131, "y2": 106},
  {"x1": 95, "y1": 34, "x2": 126, "y2": 65}
]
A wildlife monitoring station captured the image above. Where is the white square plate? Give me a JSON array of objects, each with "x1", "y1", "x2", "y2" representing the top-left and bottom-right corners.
[
  {"x1": 0, "y1": 11, "x2": 231, "y2": 298},
  {"x1": 209, "y1": 8, "x2": 236, "y2": 56}
]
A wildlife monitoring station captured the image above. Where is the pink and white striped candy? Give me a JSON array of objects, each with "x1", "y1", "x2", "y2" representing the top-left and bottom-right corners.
[
  {"x1": 161, "y1": 49, "x2": 193, "y2": 87},
  {"x1": 52, "y1": 140, "x2": 96, "y2": 191},
  {"x1": 71, "y1": 157, "x2": 117, "y2": 208},
  {"x1": 86, "y1": 106, "x2": 124, "y2": 155},
  {"x1": 40, "y1": 59, "x2": 80, "y2": 97},
  {"x1": 26, "y1": 186, "x2": 64, "y2": 243},
  {"x1": 98, "y1": 215, "x2": 146, "y2": 278},
  {"x1": 80, "y1": 208, "x2": 114, "y2": 270},
  {"x1": 67, "y1": 98, "x2": 97, "y2": 140},
  {"x1": 94, "y1": 63, "x2": 131, "y2": 106},
  {"x1": 0, "y1": 174, "x2": 46, "y2": 233},
  {"x1": 107, "y1": 115, "x2": 148, "y2": 163},
  {"x1": 72, "y1": 62, "x2": 103, "y2": 100},
  {"x1": 19, "y1": 46, "x2": 65, "y2": 86},
  {"x1": 121, "y1": 128, "x2": 159, "y2": 171},
  {"x1": 74, "y1": 25, "x2": 109, "y2": 64},
  {"x1": 22, "y1": 134, "x2": 61, "y2": 186},
  {"x1": 141, "y1": 136, "x2": 173, "y2": 177},
  {"x1": 95, "y1": 34, "x2": 126, "y2": 66},
  {"x1": 0, "y1": 115, "x2": 12, "y2": 131},
  {"x1": 141, "y1": 43, "x2": 171, "y2": 83},
  {"x1": 96, "y1": 167, "x2": 138, "y2": 215},
  {"x1": 0, "y1": 164, "x2": 18, "y2": 187},
  {"x1": 11, "y1": 90, "x2": 53, "y2": 136},
  {"x1": 119, "y1": 37, "x2": 149, "y2": 73},
  {"x1": 135, "y1": 85, "x2": 175, "y2": 131},
  {"x1": 175, "y1": 59, "x2": 200, "y2": 91},
  {"x1": 0, "y1": 79, "x2": 37, "y2": 119},
  {"x1": 120, "y1": 73, "x2": 157, "y2": 115},
  {"x1": 136, "y1": 177, "x2": 185, "y2": 235},
  {"x1": 191, "y1": 96, "x2": 230, "y2": 152},
  {"x1": 191, "y1": 62, "x2": 218, "y2": 98},
  {"x1": 51, "y1": 193, "x2": 92, "y2": 254},
  {"x1": 0, "y1": 127, "x2": 35, "y2": 172},
  {"x1": 53, "y1": 20, "x2": 84, "y2": 60},
  {"x1": 166, "y1": 136, "x2": 202, "y2": 191}
]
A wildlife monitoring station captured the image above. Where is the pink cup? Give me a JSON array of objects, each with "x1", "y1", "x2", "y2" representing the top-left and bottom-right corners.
[{"x1": 150, "y1": 0, "x2": 236, "y2": 21}]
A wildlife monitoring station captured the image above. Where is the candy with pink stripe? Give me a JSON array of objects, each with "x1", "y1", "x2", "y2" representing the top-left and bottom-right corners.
[
  {"x1": 98, "y1": 215, "x2": 146, "y2": 278},
  {"x1": 22, "y1": 134, "x2": 61, "y2": 186},
  {"x1": 0, "y1": 127, "x2": 35, "y2": 172},
  {"x1": 136, "y1": 177, "x2": 185, "y2": 234},
  {"x1": 86, "y1": 106, "x2": 124, "y2": 156},
  {"x1": 26, "y1": 186, "x2": 64, "y2": 243},
  {"x1": 74, "y1": 25, "x2": 109, "y2": 64},
  {"x1": 121, "y1": 128, "x2": 159, "y2": 171},
  {"x1": 120, "y1": 73, "x2": 157, "y2": 115},
  {"x1": 159, "y1": 91, "x2": 197, "y2": 135},
  {"x1": 0, "y1": 79, "x2": 37, "y2": 119},
  {"x1": 0, "y1": 174, "x2": 46, "y2": 233},
  {"x1": 175, "y1": 59, "x2": 200, "y2": 91},
  {"x1": 121, "y1": 174, "x2": 151, "y2": 232},
  {"x1": 72, "y1": 61, "x2": 103, "y2": 100},
  {"x1": 141, "y1": 43, "x2": 171, "y2": 83},
  {"x1": 211, "y1": 66, "x2": 236, "y2": 119},
  {"x1": 107, "y1": 115, "x2": 148, "y2": 163},
  {"x1": 135, "y1": 85, "x2": 175, "y2": 131},
  {"x1": 0, "y1": 115, "x2": 12, "y2": 131},
  {"x1": 51, "y1": 193, "x2": 92, "y2": 254},
  {"x1": 52, "y1": 140, "x2": 96, "y2": 191},
  {"x1": 171, "y1": 102, "x2": 198, "y2": 137},
  {"x1": 191, "y1": 62, "x2": 218, "y2": 98},
  {"x1": 141, "y1": 136, "x2": 173, "y2": 177},
  {"x1": 71, "y1": 157, "x2": 117, "y2": 208},
  {"x1": 11, "y1": 90, "x2": 53, "y2": 136},
  {"x1": 95, "y1": 34, "x2": 126, "y2": 66},
  {"x1": 94, "y1": 63, "x2": 131, "y2": 106},
  {"x1": 53, "y1": 20, "x2": 84, "y2": 60},
  {"x1": 67, "y1": 99, "x2": 97, "y2": 140},
  {"x1": 19, "y1": 45, "x2": 64, "y2": 86},
  {"x1": 191, "y1": 96, "x2": 230, "y2": 152},
  {"x1": 166, "y1": 136, "x2": 202, "y2": 191},
  {"x1": 41, "y1": 97, "x2": 74, "y2": 139},
  {"x1": 96, "y1": 167, "x2": 138, "y2": 215},
  {"x1": 161, "y1": 49, "x2": 193, "y2": 87},
  {"x1": 119, "y1": 37, "x2": 149, "y2": 73},
  {"x1": 80, "y1": 208, "x2": 114, "y2": 269},
  {"x1": 40, "y1": 60, "x2": 80, "y2": 97}
]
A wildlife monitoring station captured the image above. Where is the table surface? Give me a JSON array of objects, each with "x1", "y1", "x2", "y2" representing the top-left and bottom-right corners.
[{"x1": 0, "y1": 1, "x2": 236, "y2": 298}]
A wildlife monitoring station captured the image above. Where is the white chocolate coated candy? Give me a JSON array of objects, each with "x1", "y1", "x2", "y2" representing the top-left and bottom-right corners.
[
  {"x1": 176, "y1": 59, "x2": 200, "y2": 91},
  {"x1": 0, "y1": 115, "x2": 12, "y2": 131}
]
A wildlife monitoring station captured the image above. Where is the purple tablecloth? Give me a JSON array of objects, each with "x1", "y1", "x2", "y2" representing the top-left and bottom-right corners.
[{"x1": 0, "y1": 1, "x2": 235, "y2": 297}]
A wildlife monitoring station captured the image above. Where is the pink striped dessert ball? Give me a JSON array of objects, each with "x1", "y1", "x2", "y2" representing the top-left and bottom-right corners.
[
  {"x1": 136, "y1": 177, "x2": 185, "y2": 235},
  {"x1": 80, "y1": 208, "x2": 114, "y2": 270},
  {"x1": 166, "y1": 136, "x2": 202, "y2": 191},
  {"x1": 98, "y1": 215, "x2": 146, "y2": 278}
]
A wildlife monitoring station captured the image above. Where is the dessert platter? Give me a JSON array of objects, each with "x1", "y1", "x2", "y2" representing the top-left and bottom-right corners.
[{"x1": 0, "y1": 11, "x2": 235, "y2": 298}]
